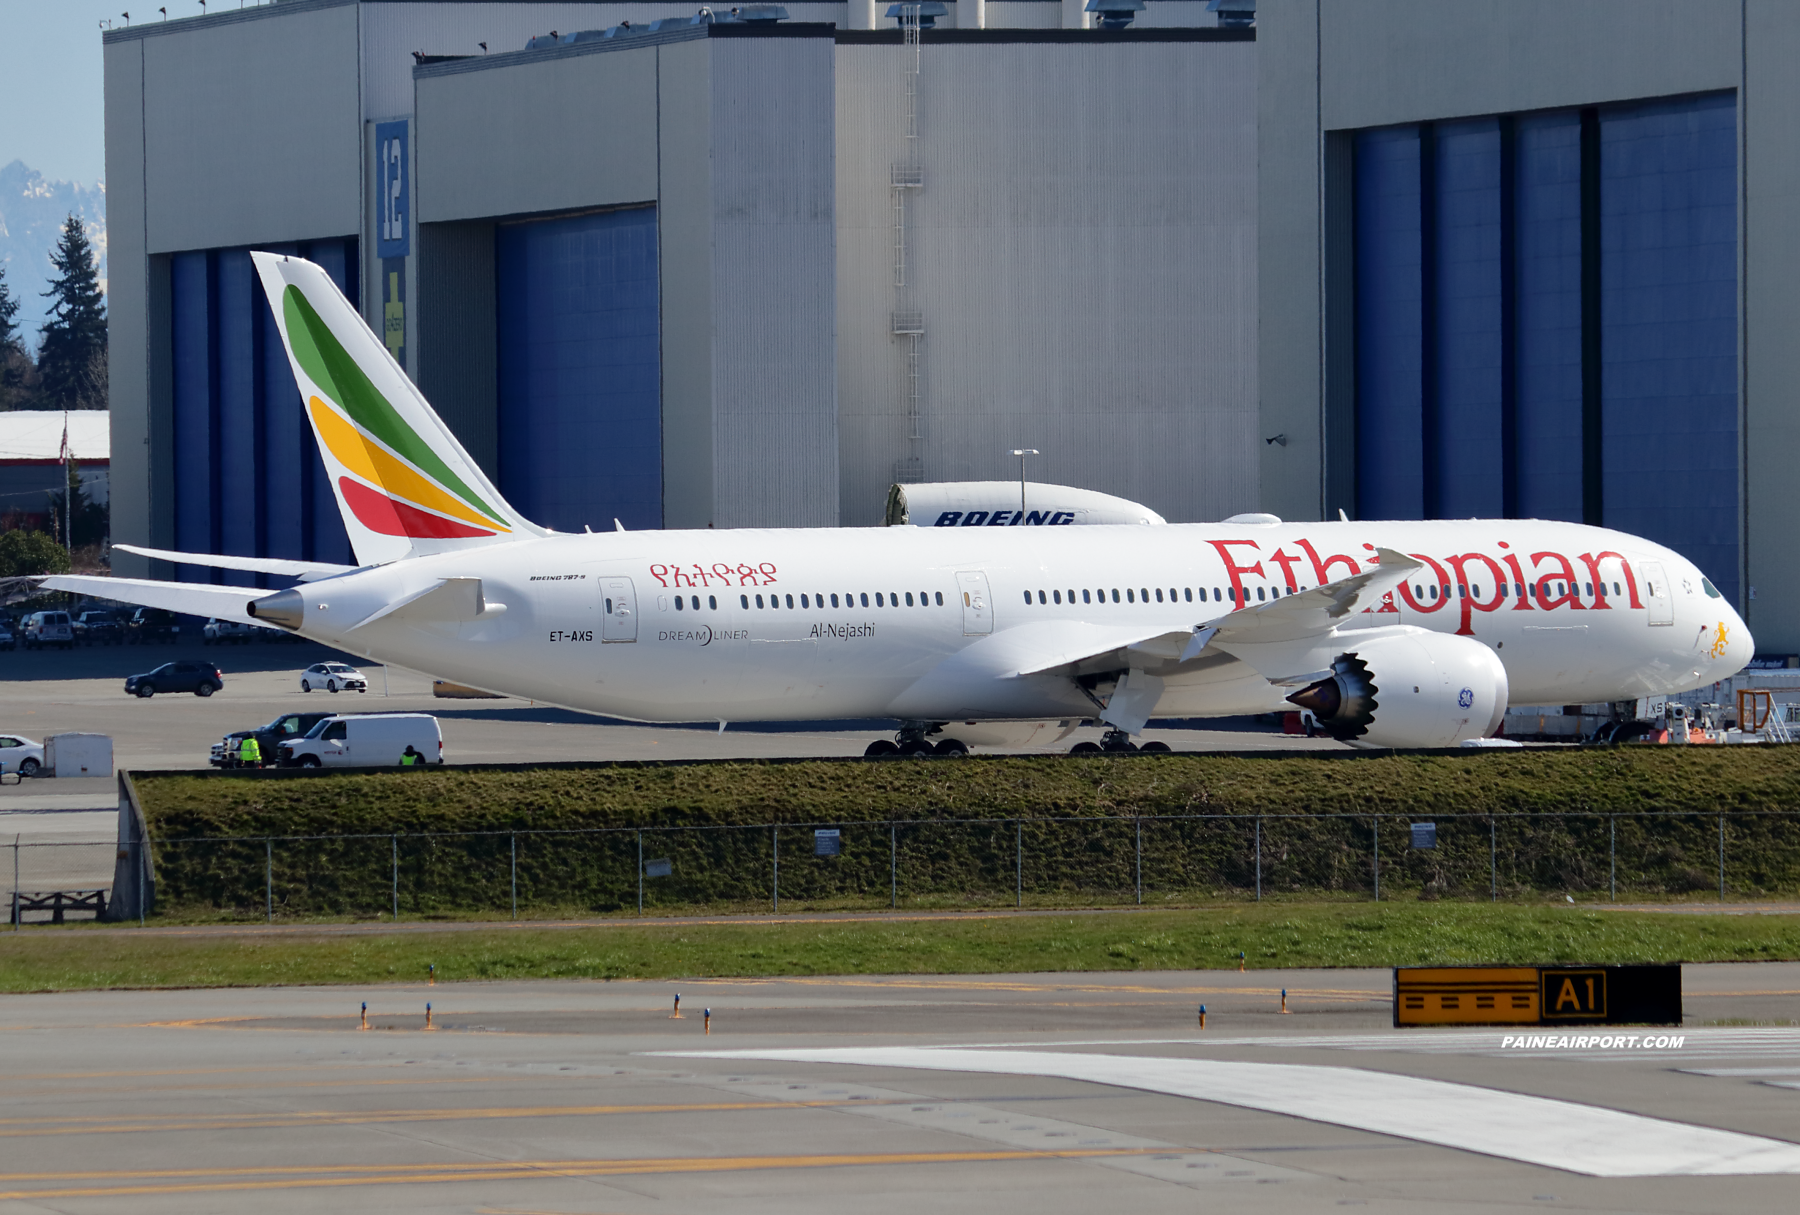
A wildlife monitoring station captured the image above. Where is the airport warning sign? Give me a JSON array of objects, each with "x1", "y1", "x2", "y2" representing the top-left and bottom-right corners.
[{"x1": 1394, "y1": 964, "x2": 1681, "y2": 1027}]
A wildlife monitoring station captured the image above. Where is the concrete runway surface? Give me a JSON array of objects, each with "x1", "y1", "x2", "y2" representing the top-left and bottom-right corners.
[{"x1": 3, "y1": 965, "x2": 1800, "y2": 1212}]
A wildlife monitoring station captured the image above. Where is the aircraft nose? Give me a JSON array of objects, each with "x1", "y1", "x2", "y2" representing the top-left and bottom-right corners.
[{"x1": 1707, "y1": 600, "x2": 1753, "y2": 679}]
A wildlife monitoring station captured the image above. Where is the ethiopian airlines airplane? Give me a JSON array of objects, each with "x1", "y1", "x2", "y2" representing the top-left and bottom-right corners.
[{"x1": 48, "y1": 254, "x2": 1752, "y2": 754}]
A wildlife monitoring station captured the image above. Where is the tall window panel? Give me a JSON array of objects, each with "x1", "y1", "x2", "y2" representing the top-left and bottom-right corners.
[
  {"x1": 1512, "y1": 112, "x2": 1585, "y2": 522},
  {"x1": 1600, "y1": 94, "x2": 1739, "y2": 605},
  {"x1": 497, "y1": 206, "x2": 662, "y2": 533},
  {"x1": 1432, "y1": 118, "x2": 1505, "y2": 518},
  {"x1": 1353, "y1": 126, "x2": 1425, "y2": 521}
]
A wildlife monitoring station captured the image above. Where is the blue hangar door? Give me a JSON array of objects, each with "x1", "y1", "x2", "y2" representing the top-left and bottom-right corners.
[{"x1": 496, "y1": 207, "x2": 662, "y2": 533}]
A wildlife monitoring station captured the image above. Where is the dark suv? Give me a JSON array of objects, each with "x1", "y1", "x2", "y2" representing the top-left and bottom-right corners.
[
  {"x1": 211, "y1": 711, "x2": 334, "y2": 767},
  {"x1": 73, "y1": 610, "x2": 122, "y2": 646},
  {"x1": 125, "y1": 661, "x2": 224, "y2": 698},
  {"x1": 125, "y1": 608, "x2": 180, "y2": 645}
]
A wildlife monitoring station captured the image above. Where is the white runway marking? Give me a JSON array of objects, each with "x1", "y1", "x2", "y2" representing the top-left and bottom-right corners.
[{"x1": 660, "y1": 1045, "x2": 1800, "y2": 1177}]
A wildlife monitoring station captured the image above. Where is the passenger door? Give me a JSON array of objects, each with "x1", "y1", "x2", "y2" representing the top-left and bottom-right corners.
[
  {"x1": 1641, "y1": 561, "x2": 1674, "y2": 626},
  {"x1": 957, "y1": 571, "x2": 994, "y2": 636},
  {"x1": 318, "y1": 720, "x2": 350, "y2": 766},
  {"x1": 601, "y1": 577, "x2": 638, "y2": 642}
]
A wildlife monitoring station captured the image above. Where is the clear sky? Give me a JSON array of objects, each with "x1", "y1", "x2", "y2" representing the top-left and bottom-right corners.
[{"x1": 0, "y1": 0, "x2": 230, "y2": 184}]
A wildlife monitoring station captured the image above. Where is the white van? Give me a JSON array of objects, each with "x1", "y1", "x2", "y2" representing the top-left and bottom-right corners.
[
  {"x1": 278, "y1": 713, "x2": 442, "y2": 768},
  {"x1": 22, "y1": 611, "x2": 74, "y2": 650}
]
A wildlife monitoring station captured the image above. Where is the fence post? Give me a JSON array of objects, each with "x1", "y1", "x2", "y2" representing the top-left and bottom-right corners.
[
  {"x1": 772, "y1": 826, "x2": 779, "y2": 913},
  {"x1": 1135, "y1": 817, "x2": 1142, "y2": 906},
  {"x1": 11, "y1": 833, "x2": 18, "y2": 931},
  {"x1": 511, "y1": 834, "x2": 518, "y2": 921},
  {"x1": 1016, "y1": 820, "x2": 1023, "y2": 909},
  {"x1": 265, "y1": 838, "x2": 273, "y2": 923},
  {"x1": 1372, "y1": 816, "x2": 1380, "y2": 901},
  {"x1": 391, "y1": 835, "x2": 399, "y2": 922},
  {"x1": 1255, "y1": 817, "x2": 1262, "y2": 902},
  {"x1": 1610, "y1": 817, "x2": 1616, "y2": 903},
  {"x1": 637, "y1": 829, "x2": 643, "y2": 915},
  {"x1": 1490, "y1": 817, "x2": 1497, "y2": 901},
  {"x1": 890, "y1": 823, "x2": 897, "y2": 909},
  {"x1": 1719, "y1": 813, "x2": 1726, "y2": 904}
]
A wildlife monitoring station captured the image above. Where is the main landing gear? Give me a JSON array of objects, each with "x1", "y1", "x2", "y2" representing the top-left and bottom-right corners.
[
  {"x1": 1069, "y1": 729, "x2": 1172, "y2": 756},
  {"x1": 864, "y1": 723, "x2": 968, "y2": 759}
]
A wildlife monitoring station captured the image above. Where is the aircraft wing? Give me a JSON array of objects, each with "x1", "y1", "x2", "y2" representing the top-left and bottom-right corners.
[
  {"x1": 112, "y1": 544, "x2": 358, "y2": 582},
  {"x1": 1013, "y1": 548, "x2": 1425, "y2": 680},
  {"x1": 38, "y1": 575, "x2": 270, "y2": 627}
]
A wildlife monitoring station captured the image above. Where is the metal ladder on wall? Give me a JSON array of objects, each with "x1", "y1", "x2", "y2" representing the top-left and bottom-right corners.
[{"x1": 891, "y1": 5, "x2": 925, "y2": 485}]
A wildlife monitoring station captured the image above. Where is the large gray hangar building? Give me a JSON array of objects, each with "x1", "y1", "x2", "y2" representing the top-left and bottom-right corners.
[
  {"x1": 103, "y1": 0, "x2": 1800, "y2": 650},
  {"x1": 104, "y1": 0, "x2": 1254, "y2": 567}
]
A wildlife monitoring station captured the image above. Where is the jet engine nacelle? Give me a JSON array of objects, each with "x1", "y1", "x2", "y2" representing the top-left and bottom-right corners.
[{"x1": 1287, "y1": 629, "x2": 1508, "y2": 748}]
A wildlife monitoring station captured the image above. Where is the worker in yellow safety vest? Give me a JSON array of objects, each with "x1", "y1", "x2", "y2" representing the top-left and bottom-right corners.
[
  {"x1": 400, "y1": 745, "x2": 421, "y2": 767},
  {"x1": 239, "y1": 735, "x2": 262, "y2": 769}
]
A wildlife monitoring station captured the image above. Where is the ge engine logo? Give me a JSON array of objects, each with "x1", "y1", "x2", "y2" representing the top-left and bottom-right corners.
[{"x1": 1458, "y1": 687, "x2": 1475, "y2": 709}]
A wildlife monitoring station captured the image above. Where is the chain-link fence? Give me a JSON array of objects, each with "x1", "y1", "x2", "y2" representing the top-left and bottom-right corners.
[{"x1": 9, "y1": 811, "x2": 1789, "y2": 924}]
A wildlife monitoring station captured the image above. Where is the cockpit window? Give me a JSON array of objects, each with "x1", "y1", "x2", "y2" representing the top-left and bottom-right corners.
[{"x1": 1702, "y1": 577, "x2": 1722, "y2": 599}]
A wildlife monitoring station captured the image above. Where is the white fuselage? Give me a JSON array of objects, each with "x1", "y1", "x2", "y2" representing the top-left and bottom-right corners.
[{"x1": 281, "y1": 518, "x2": 1751, "y2": 728}]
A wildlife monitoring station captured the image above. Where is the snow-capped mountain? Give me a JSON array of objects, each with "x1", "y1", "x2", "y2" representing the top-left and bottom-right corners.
[{"x1": 0, "y1": 160, "x2": 107, "y2": 351}]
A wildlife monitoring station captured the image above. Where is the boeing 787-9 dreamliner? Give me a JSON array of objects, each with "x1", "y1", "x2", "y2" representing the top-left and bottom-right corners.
[{"x1": 46, "y1": 254, "x2": 1753, "y2": 755}]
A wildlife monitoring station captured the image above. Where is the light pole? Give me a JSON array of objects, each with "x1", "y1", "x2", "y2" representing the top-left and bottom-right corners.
[{"x1": 1010, "y1": 449, "x2": 1039, "y2": 514}]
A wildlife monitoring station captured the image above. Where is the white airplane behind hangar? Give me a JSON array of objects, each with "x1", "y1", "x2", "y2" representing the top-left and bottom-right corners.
[{"x1": 47, "y1": 254, "x2": 1753, "y2": 755}]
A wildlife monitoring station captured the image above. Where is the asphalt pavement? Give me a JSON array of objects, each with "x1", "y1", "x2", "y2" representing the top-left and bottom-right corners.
[
  {"x1": 0, "y1": 637, "x2": 1344, "y2": 772},
  {"x1": 1, "y1": 964, "x2": 1797, "y2": 1212}
]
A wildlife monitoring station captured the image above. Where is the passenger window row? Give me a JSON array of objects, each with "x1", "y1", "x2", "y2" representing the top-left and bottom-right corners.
[
  {"x1": 718, "y1": 591, "x2": 946, "y2": 611},
  {"x1": 1023, "y1": 584, "x2": 1305, "y2": 607},
  {"x1": 1408, "y1": 580, "x2": 1627, "y2": 602}
]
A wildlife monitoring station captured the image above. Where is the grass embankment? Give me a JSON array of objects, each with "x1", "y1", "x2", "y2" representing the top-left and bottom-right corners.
[
  {"x1": 133, "y1": 749, "x2": 1800, "y2": 920},
  {"x1": 4, "y1": 904, "x2": 1800, "y2": 993}
]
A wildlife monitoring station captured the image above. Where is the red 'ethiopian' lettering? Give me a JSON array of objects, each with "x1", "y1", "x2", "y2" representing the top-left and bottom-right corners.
[
  {"x1": 1531, "y1": 552, "x2": 1585, "y2": 610},
  {"x1": 1397, "y1": 553, "x2": 1454, "y2": 613},
  {"x1": 1207, "y1": 539, "x2": 1265, "y2": 605},
  {"x1": 1447, "y1": 552, "x2": 1509, "y2": 636},
  {"x1": 1295, "y1": 538, "x2": 1362, "y2": 586},
  {"x1": 1579, "y1": 551, "x2": 1643, "y2": 609},
  {"x1": 1497, "y1": 543, "x2": 1534, "y2": 610}
]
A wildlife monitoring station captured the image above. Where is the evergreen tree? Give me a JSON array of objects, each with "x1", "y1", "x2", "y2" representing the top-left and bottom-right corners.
[
  {"x1": 0, "y1": 262, "x2": 32, "y2": 411},
  {"x1": 36, "y1": 215, "x2": 108, "y2": 410}
]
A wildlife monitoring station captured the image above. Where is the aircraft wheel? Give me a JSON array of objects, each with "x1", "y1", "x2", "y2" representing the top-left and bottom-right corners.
[
  {"x1": 933, "y1": 739, "x2": 969, "y2": 757},
  {"x1": 1138, "y1": 740, "x2": 1172, "y2": 753},
  {"x1": 864, "y1": 739, "x2": 899, "y2": 758},
  {"x1": 1069, "y1": 741, "x2": 1102, "y2": 755}
]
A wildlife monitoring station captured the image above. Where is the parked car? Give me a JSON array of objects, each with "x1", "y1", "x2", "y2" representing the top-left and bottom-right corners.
[
  {"x1": 279, "y1": 713, "x2": 441, "y2": 768},
  {"x1": 125, "y1": 607, "x2": 180, "y2": 645},
  {"x1": 0, "y1": 621, "x2": 13, "y2": 651},
  {"x1": 73, "y1": 610, "x2": 123, "y2": 646},
  {"x1": 0, "y1": 734, "x2": 45, "y2": 777},
  {"x1": 210, "y1": 711, "x2": 335, "y2": 768},
  {"x1": 125, "y1": 661, "x2": 224, "y2": 698},
  {"x1": 203, "y1": 618, "x2": 255, "y2": 645},
  {"x1": 21, "y1": 611, "x2": 74, "y2": 650},
  {"x1": 299, "y1": 662, "x2": 368, "y2": 693}
]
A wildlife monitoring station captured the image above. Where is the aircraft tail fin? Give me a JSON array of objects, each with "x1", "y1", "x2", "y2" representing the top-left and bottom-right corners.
[{"x1": 251, "y1": 252, "x2": 546, "y2": 566}]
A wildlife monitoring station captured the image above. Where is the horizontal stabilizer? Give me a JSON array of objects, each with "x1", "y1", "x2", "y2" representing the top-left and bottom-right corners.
[
  {"x1": 39, "y1": 575, "x2": 271, "y2": 627},
  {"x1": 112, "y1": 544, "x2": 357, "y2": 583}
]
